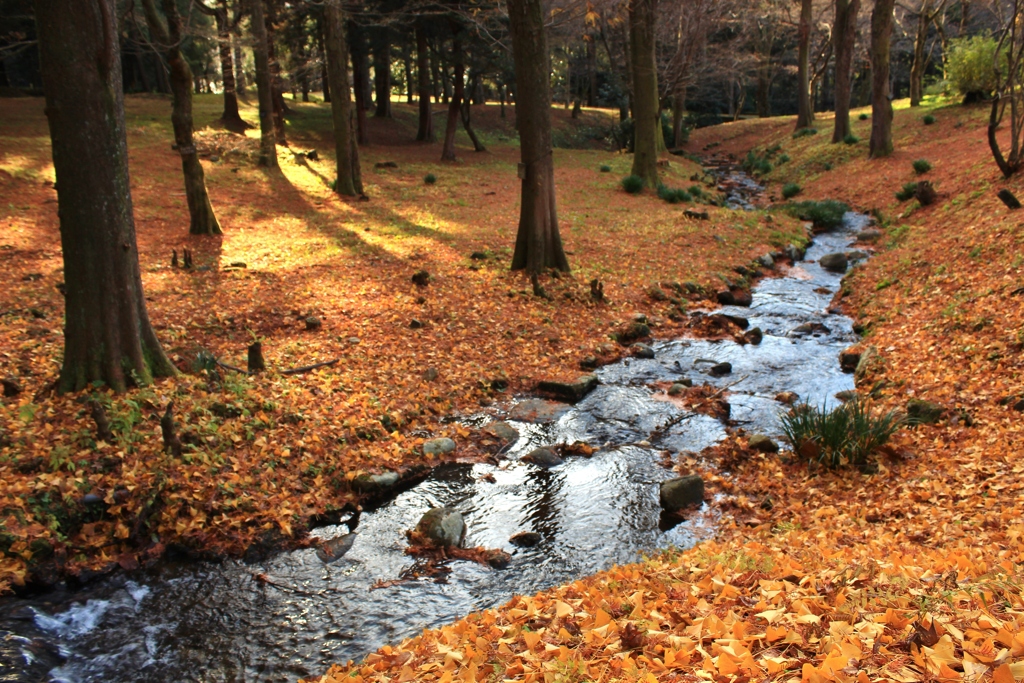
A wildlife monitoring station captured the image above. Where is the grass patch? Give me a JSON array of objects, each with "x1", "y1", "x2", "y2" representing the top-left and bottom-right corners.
[
  {"x1": 843, "y1": 133, "x2": 860, "y2": 145},
  {"x1": 781, "y1": 399, "x2": 905, "y2": 469},
  {"x1": 923, "y1": 114, "x2": 936, "y2": 125},
  {"x1": 657, "y1": 184, "x2": 691, "y2": 204},
  {"x1": 896, "y1": 182, "x2": 918, "y2": 201},
  {"x1": 912, "y1": 159, "x2": 932, "y2": 174},
  {"x1": 792, "y1": 127, "x2": 818, "y2": 138},
  {"x1": 782, "y1": 182, "x2": 802, "y2": 199},
  {"x1": 786, "y1": 199, "x2": 850, "y2": 229},
  {"x1": 621, "y1": 175, "x2": 644, "y2": 194},
  {"x1": 599, "y1": 164, "x2": 611, "y2": 173},
  {"x1": 424, "y1": 173, "x2": 437, "y2": 185}
]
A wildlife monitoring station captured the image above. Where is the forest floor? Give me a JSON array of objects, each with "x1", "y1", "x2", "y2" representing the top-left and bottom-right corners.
[
  {"x1": 0, "y1": 95, "x2": 807, "y2": 589},
  {"x1": 307, "y1": 101, "x2": 1024, "y2": 683}
]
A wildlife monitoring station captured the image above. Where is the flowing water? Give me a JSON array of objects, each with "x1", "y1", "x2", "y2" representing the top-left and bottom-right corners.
[{"x1": 0, "y1": 178, "x2": 873, "y2": 683}]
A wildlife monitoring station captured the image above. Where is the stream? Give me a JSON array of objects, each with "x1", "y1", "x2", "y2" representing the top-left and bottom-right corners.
[{"x1": 0, "y1": 175, "x2": 872, "y2": 683}]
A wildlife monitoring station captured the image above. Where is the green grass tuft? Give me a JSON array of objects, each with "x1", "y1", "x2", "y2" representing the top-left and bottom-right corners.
[
  {"x1": 858, "y1": 113, "x2": 869, "y2": 120},
  {"x1": 895, "y1": 182, "x2": 918, "y2": 201},
  {"x1": 621, "y1": 175, "x2": 644, "y2": 194},
  {"x1": 781, "y1": 399, "x2": 905, "y2": 469},
  {"x1": 792, "y1": 127, "x2": 818, "y2": 138},
  {"x1": 600, "y1": 165, "x2": 612, "y2": 173},
  {"x1": 782, "y1": 183, "x2": 802, "y2": 199},
  {"x1": 923, "y1": 114, "x2": 936, "y2": 125},
  {"x1": 424, "y1": 173, "x2": 437, "y2": 185},
  {"x1": 843, "y1": 133, "x2": 860, "y2": 145},
  {"x1": 786, "y1": 199, "x2": 850, "y2": 229},
  {"x1": 912, "y1": 159, "x2": 932, "y2": 174}
]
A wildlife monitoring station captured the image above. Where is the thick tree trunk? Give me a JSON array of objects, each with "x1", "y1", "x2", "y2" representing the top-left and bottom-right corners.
[
  {"x1": 35, "y1": 0, "x2": 176, "y2": 393},
  {"x1": 372, "y1": 26, "x2": 391, "y2": 117},
  {"x1": 870, "y1": 0, "x2": 895, "y2": 157},
  {"x1": 629, "y1": 0, "x2": 660, "y2": 188},
  {"x1": 832, "y1": 0, "x2": 860, "y2": 143},
  {"x1": 208, "y1": 0, "x2": 249, "y2": 132},
  {"x1": 232, "y1": 0, "x2": 246, "y2": 96},
  {"x1": 507, "y1": 0, "x2": 570, "y2": 274},
  {"x1": 910, "y1": 0, "x2": 932, "y2": 107},
  {"x1": 323, "y1": 0, "x2": 362, "y2": 196},
  {"x1": 349, "y1": 22, "x2": 370, "y2": 144},
  {"x1": 317, "y1": 18, "x2": 330, "y2": 102},
  {"x1": 249, "y1": 0, "x2": 278, "y2": 167},
  {"x1": 796, "y1": 0, "x2": 814, "y2": 128},
  {"x1": 441, "y1": 25, "x2": 464, "y2": 162},
  {"x1": 756, "y1": 66, "x2": 771, "y2": 117},
  {"x1": 416, "y1": 26, "x2": 434, "y2": 141},
  {"x1": 143, "y1": 0, "x2": 222, "y2": 235},
  {"x1": 264, "y1": 0, "x2": 287, "y2": 141}
]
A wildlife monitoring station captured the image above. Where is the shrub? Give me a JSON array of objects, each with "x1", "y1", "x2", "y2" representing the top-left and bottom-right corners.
[
  {"x1": 912, "y1": 159, "x2": 932, "y2": 174},
  {"x1": 782, "y1": 182, "x2": 801, "y2": 199},
  {"x1": 742, "y1": 151, "x2": 773, "y2": 176},
  {"x1": 781, "y1": 399, "x2": 905, "y2": 469},
  {"x1": 424, "y1": 173, "x2": 437, "y2": 185},
  {"x1": 823, "y1": 161, "x2": 833, "y2": 171},
  {"x1": 600, "y1": 164, "x2": 612, "y2": 173},
  {"x1": 923, "y1": 114, "x2": 936, "y2": 125},
  {"x1": 777, "y1": 153, "x2": 791, "y2": 164},
  {"x1": 657, "y1": 184, "x2": 691, "y2": 204},
  {"x1": 688, "y1": 184, "x2": 704, "y2": 199},
  {"x1": 792, "y1": 127, "x2": 818, "y2": 138},
  {"x1": 843, "y1": 133, "x2": 859, "y2": 145},
  {"x1": 947, "y1": 34, "x2": 1002, "y2": 101},
  {"x1": 895, "y1": 182, "x2": 918, "y2": 201},
  {"x1": 858, "y1": 113, "x2": 869, "y2": 120},
  {"x1": 621, "y1": 175, "x2": 644, "y2": 194},
  {"x1": 787, "y1": 199, "x2": 850, "y2": 229}
]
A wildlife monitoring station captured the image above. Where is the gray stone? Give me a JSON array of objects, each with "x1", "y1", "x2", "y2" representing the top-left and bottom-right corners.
[
  {"x1": 631, "y1": 343, "x2": 655, "y2": 359},
  {"x1": 305, "y1": 316, "x2": 322, "y2": 331},
  {"x1": 748, "y1": 434, "x2": 779, "y2": 453},
  {"x1": 667, "y1": 383, "x2": 687, "y2": 396},
  {"x1": 81, "y1": 493, "x2": 104, "y2": 506},
  {"x1": 508, "y1": 399, "x2": 571, "y2": 423},
  {"x1": 775, "y1": 391, "x2": 799, "y2": 404},
  {"x1": 537, "y1": 374, "x2": 599, "y2": 403},
  {"x1": 789, "y1": 322, "x2": 831, "y2": 337},
  {"x1": 619, "y1": 322, "x2": 651, "y2": 343},
  {"x1": 415, "y1": 507, "x2": 466, "y2": 547},
  {"x1": 785, "y1": 243, "x2": 806, "y2": 261},
  {"x1": 846, "y1": 250, "x2": 870, "y2": 261},
  {"x1": 757, "y1": 253, "x2": 775, "y2": 269},
  {"x1": 353, "y1": 471, "x2": 400, "y2": 493},
  {"x1": 835, "y1": 390, "x2": 859, "y2": 402},
  {"x1": 819, "y1": 252, "x2": 849, "y2": 273},
  {"x1": 484, "y1": 421, "x2": 519, "y2": 442},
  {"x1": 859, "y1": 228, "x2": 883, "y2": 242},
  {"x1": 854, "y1": 346, "x2": 880, "y2": 382},
  {"x1": 423, "y1": 437, "x2": 456, "y2": 456},
  {"x1": 522, "y1": 447, "x2": 564, "y2": 468},
  {"x1": 509, "y1": 531, "x2": 541, "y2": 547},
  {"x1": 316, "y1": 533, "x2": 357, "y2": 563},
  {"x1": 744, "y1": 327, "x2": 763, "y2": 345},
  {"x1": 907, "y1": 398, "x2": 944, "y2": 424},
  {"x1": 659, "y1": 475, "x2": 705, "y2": 513}
]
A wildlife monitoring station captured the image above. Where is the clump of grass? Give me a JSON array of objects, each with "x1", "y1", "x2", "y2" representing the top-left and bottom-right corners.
[
  {"x1": 858, "y1": 112, "x2": 869, "y2": 120},
  {"x1": 781, "y1": 399, "x2": 905, "y2": 469},
  {"x1": 424, "y1": 173, "x2": 437, "y2": 184},
  {"x1": 688, "y1": 184, "x2": 705, "y2": 199},
  {"x1": 895, "y1": 182, "x2": 918, "y2": 201},
  {"x1": 923, "y1": 114, "x2": 936, "y2": 125},
  {"x1": 823, "y1": 161, "x2": 833, "y2": 171},
  {"x1": 599, "y1": 164, "x2": 611, "y2": 173},
  {"x1": 782, "y1": 182, "x2": 801, "y2": 199},
  {"x1": 657, "y1": 184, "x2": 691, "y2": 204},
  {"x1": 621, "y1": 175, "x2": 644, "y2": 194},
  {"x1": 792, "y1": 127, "x2": 818, "y2": 138},
  {"x1": 843, "y1": 133, "x2": 859, "y2": 145},
  {"x1": 743, "y1": 150, "x2": 773, "y2": 176},
  {"x1": 786, "y1": 199, "x2": 850, "y2": 229},
  {"x1": 777, "y1": 153, "x2": 791, "y2": 164},
  {"x1": 912, "y1": 159, "x2": 932, "y2": 174}
]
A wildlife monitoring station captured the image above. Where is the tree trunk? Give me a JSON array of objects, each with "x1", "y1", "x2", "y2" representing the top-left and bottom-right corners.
[
  {"x1": 832, "y1": 0, "x2": 860, "y2": 143},
  {"x1": 672, "y1": 90, "x2": 686, "y2": 148},
  {"x1": 212, "y1": 0, "x2": 249, "y2": 132},
  {"x1": 323, "y1": 0, "x2": 362, "y2": 196},
  {"x1": 372, "y1": 26, "x2": 391, "y2": 117},
  {"x1": 629, "y1": 0, "x2": 660, "y2": 188},
  {"x1": 756, "y1": 66, "x2": 771, "y2": 117},
  {"x1": 461, "y1": 99, "x2": 485, "y2": 151},
  {"x1": 416, "y1": 26, "x2": 434, "y2": 141},
  {"x1": 586, "y1": 36, "x2": 597, "y2": 107},
  {"x1": 317, "y1": 18, "x2": 330, "y2": 102},
  {"x1": 232, "y1": 0, "x2": 247, "y2": 96},
  {"x1": 249, "y1": 0, "x2": 278, "y2": 166},
  {"x1": 35, "y1": 0, "x2": 177, "y2": 393},
  {"x1": 403, "y1": 38, "x2": 414, "y2": 103},
  {"x1": 507, "y1": 0, "x2": 570, "y2": 275},
  {"x1": 870, "y1": 0, "x2": 895, "y2": 157},
  {"x1": 910, "y1": 0, "x2": 932, "y2": 107},
  {"x1": 441, "y1": 24, "x2": 464, "y2": 162},
  {"x1": 264, "y1": 0, "x2": 287, "y2": 141},
  {"x1": 349, "y1": 21, "x2": 370, "y2": 144},
  {"x1": 143, "y1": 0, "x2": 222, "y2": 235},
  {"x1": 796, "y1": 0, "x2": 814, "y2": 128}
]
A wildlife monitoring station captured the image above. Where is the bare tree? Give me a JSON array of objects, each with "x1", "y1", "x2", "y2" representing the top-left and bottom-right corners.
[
  {"x1": 870, "y1": 0, "x2": 896, "y2": 157},
  {"x1": 989, "y1": 0, "x2": 1024, "y2": 176}
]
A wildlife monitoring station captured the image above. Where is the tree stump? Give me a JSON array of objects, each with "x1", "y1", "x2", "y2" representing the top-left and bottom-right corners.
[
  {"x1": 914, "y1": 181, "x2": 937, "y2": 206},
  {"x1": 248, "y1": 341, "x2": 266, "y2": 373},
  {"x1": 998, "y1": 188, "x2": 1022, "y2": 209}
]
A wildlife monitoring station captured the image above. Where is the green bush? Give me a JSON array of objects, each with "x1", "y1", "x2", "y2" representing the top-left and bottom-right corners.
[
  {"x1": 792, "y1": 127, "x2": 818, "y2": 138},
  {"x1": 787, "y1": 199, "x2": 850, "y2": 229},
  {"x1": 923, "y1": 114, "x2": 936, "y2": 125},
  {"x1": 600, "y1": 164, "x2": 612, "y2": 173},
  {"x1": 843, "y1": 133, "x2": 859, "y2": 145},
  {"x1": 858, "y1": 113, "x2": 869, "y2": 120},
  {"x1": 895, "y1": 182, "x2": 918, "y2": 201},
  {"x1": 688, "y1": 184, "x2": 704, "y2": 199},
  {"x1": 657, "y1": 184, "x2": 691, "y2": 204},
  {"x1": 912, "y1": 159, "x2": 932, "y2": 174},
  {"x1": 781, "y1": 399, "x2": 905, "y2": 469},
  {"x1": 947, "y1": 34, "x2": 1002, "y2": 100},
  {"x1": 424, "y1": 173, "x2": 437, "y2": 185},
  {"x1": 621, "y1": 175, "x2": 644, "y2": 194},
  {"x1": 777, "y1": 153, "x2": 791, "y2": 164},
  {"x1": 782, "y1": 183, "x2": 801, "y2": 199},
  {"x1": 742, "y1": 151, "x2": 773, "y2": 176}
]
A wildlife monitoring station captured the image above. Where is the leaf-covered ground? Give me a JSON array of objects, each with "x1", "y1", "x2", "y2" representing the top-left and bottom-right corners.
[
  {"x1": 307, "y1": 100, "x2": 1024, "y2": 683},
  {"x1": 0, "y1": 95, "x2": 806, "y2": 590}
]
